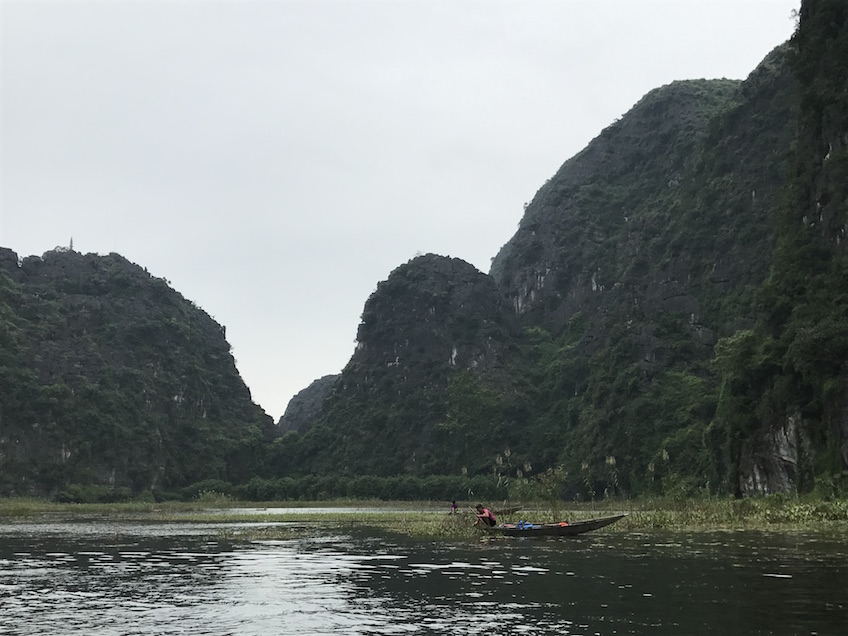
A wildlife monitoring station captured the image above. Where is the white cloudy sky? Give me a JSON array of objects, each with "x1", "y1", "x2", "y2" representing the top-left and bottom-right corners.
[{"x1": 1, "y1": 0, "x2": 798, "y2": 420}]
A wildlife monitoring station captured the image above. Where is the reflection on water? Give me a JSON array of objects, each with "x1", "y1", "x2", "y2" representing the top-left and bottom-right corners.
[{"x1": 0, "y1": 521, "x2": 846, "y2": 635}]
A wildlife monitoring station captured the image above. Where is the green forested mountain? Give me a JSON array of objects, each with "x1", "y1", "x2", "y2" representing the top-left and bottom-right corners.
[
  {"x1": 277, "y1": 43, "x2": 804, "y2": 497},
  {"x1": 0, "y1": 248, "x2": 274, "y2": 498},
  {"x1": 279, "y1": 1, "x2": 847, "y2": 499},
  {"x1": 712, "y1": 0, "x2": 848, "y2": 497},
  {"x1": 2, "y1": 0, "x2": 845, "y2": 501},
  {"x1": 485, "y1": 47, "x2": 797, "y2": 497},
  {"x1": 269, "y1": 254, "x2": 522, "y2": 479}
]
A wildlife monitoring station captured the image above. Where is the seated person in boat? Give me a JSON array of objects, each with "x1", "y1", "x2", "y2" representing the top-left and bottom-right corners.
[{"x1": 474, "y1": 504, "x2": 497, "y2": 527}]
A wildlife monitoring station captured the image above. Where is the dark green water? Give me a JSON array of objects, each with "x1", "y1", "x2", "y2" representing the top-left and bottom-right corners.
[{"x1": 0, "y1": 521, "x2": 845, "y2": 634}]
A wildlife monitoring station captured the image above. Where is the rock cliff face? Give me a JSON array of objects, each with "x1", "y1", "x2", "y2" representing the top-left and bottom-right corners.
[
  {"x1": 5, "y1": 3, "x2": 843, "y2": 499},
  {"x1": 273, "y1": 254, "x2": 520, "y2": 476},
  {"x1": 738, "y1": 414, "x2": 810, "y2": 496},
  {"x1": 284, "y1": 30, "x2": 848, "y2": 497},
  {"x1": 351, "y1": 254, "x2": 517, "y2": 378},
  {"x1": 278, "y1": 47, "x2": 811, "y2": 495},
  {"x1": 482, "y1": 46, "x2": 801, "y2": 495},
  {"x1": 491, "y1": 48, "x2": 794, "y2": 346},
  {"x1": 732, "y1": 0, "x2": 848, "y2": 496},
  {"x1": 489, "y1": 78, "x2": 740, "y2": 319},
  {"x1": 0, "y1": 248, "x2": 273, "y2": 497},
  {"x1": 277, "y1": 374, "x2": 339, "y2": 434}
]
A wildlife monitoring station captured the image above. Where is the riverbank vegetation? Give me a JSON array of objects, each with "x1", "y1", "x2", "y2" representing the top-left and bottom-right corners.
[{"x1": 1, "y1": 495, "x2": 845, "y2": 541}]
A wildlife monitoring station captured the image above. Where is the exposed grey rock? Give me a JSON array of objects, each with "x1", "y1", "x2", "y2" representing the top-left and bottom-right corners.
[
  {"x1": 278, "y1": 374, "x2": 339, "y2": 434},
  {"x1": 739, "y1": 415, "x2": 808, "y2": 496}
]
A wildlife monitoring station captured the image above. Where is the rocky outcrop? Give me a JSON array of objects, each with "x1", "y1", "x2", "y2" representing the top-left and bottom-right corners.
[
  {"x1": 731, "y1": 3, "x2": 848, "y2": 496},
  {"x1": 0, "y1": 247, "x2": 20, "y2": 275},
  {"x1": 0, "y1": 248, "x2": 274, "y2": 497},
  {"x1": 277, "y1": 374, "x2": 339, "y2": 434},
  {"x1": 738, "y1": 415, "x2": 809, "y2": 496},
  {"x1": 351, "y1": 254, "x2": 517, "y2": 378},
  {"x1": 490, "y1": 48, "x2": 794, "y2": 345},
  {"x1": 276, "y1": 254, "x2": 520, "y2": 476},
  {"x1": 279, "y1": 48, "x2": 807, "y2": 495}
]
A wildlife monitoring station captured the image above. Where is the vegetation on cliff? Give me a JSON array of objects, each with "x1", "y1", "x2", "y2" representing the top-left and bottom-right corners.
[
  {"x1": 268, "y1": 254, "x2": 523, "y2": 479},
  {"x1": 0, "y1": 248, "x2": 273, "y2": 499},
  {"x1": 277, "y1": 45, "x2": 803, "y2": 498},
  {"x1": 278, "y1": 1, "x2": 847, "y2": 500},
  {"x1": 711, "y1": 0, "x2": 848, "y2": 497},
  {"x1": 2, "y1": 0, "x2": 846, "y2": 503}
]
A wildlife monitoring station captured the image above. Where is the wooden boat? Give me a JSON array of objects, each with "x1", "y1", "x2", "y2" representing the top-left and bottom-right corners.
[{"x1": 485, "y1": 513, "x2": 626, "y2": 537}]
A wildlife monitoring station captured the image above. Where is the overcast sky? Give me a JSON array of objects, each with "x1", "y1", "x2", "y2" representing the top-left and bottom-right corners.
[{"x1": 1, "y1": 0, "x2": 799, "y2": 420}]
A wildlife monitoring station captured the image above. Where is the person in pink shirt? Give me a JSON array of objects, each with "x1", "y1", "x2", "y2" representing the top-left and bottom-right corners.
[{"x1": 474, "y1": 504, "x2": 497, "y2": 527}]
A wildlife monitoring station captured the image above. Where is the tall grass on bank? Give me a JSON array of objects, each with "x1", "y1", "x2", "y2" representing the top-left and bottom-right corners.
[
  {"x1": 1, "y1": 496, "x2": 845, "y2": 540},
  {"x1": 579, "y1": 495, "x2": 848, "y2": 531}
]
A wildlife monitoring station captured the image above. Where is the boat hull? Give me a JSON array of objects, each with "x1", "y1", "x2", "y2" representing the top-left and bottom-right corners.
[{"x1": 486, "y1": 514, "x2": 626, "y2": 537}]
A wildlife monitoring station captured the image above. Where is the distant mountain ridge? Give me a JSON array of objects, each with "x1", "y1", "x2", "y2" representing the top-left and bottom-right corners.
[{"x1": 4, "y1": 0, "x2": 846, "y2": 500}]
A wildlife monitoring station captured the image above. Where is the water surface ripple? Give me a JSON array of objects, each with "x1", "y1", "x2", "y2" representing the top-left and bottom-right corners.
[{"x1": 1, "y1": 522, "x2": 845, "y2": 635}]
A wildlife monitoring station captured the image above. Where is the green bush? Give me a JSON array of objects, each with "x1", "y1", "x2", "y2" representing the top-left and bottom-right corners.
[
  {"x1": 56, "y1": 483, "x2": 132, "y2": 503},
  {"x1": 181, "y1": 479, "x2": 233, "y2": 501}
]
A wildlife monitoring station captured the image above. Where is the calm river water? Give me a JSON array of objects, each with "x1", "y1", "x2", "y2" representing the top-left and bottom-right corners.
[{"x1": 1, "y1": 519, "x2": 845, "y2": 635}]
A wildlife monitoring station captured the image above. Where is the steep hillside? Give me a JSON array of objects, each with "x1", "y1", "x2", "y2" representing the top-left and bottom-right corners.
[
  {"x1": 483, "y1": 47, "x2": 798, "y2": 496},
  {"x1": 278, "y1": 44, "x2": 809, "y2": 498},
  {"x1": 6, "y1": 3, "x2": 843, "y2": 501},
  {"x1": 277, "y1": 374, "x2": 338, "y2": 434},
  {"x1": 0, "y1": 248, "x2": 274, "y2": 498},
  {"x1": 491, "y1": 49, "x2": 793, "y2": 338},
  {"x1": 713, "y1": 0, "x2": 848, "y2": 496},
  {"x1": 271, "y1": 254, "x2": 523, "y2": 477}
]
